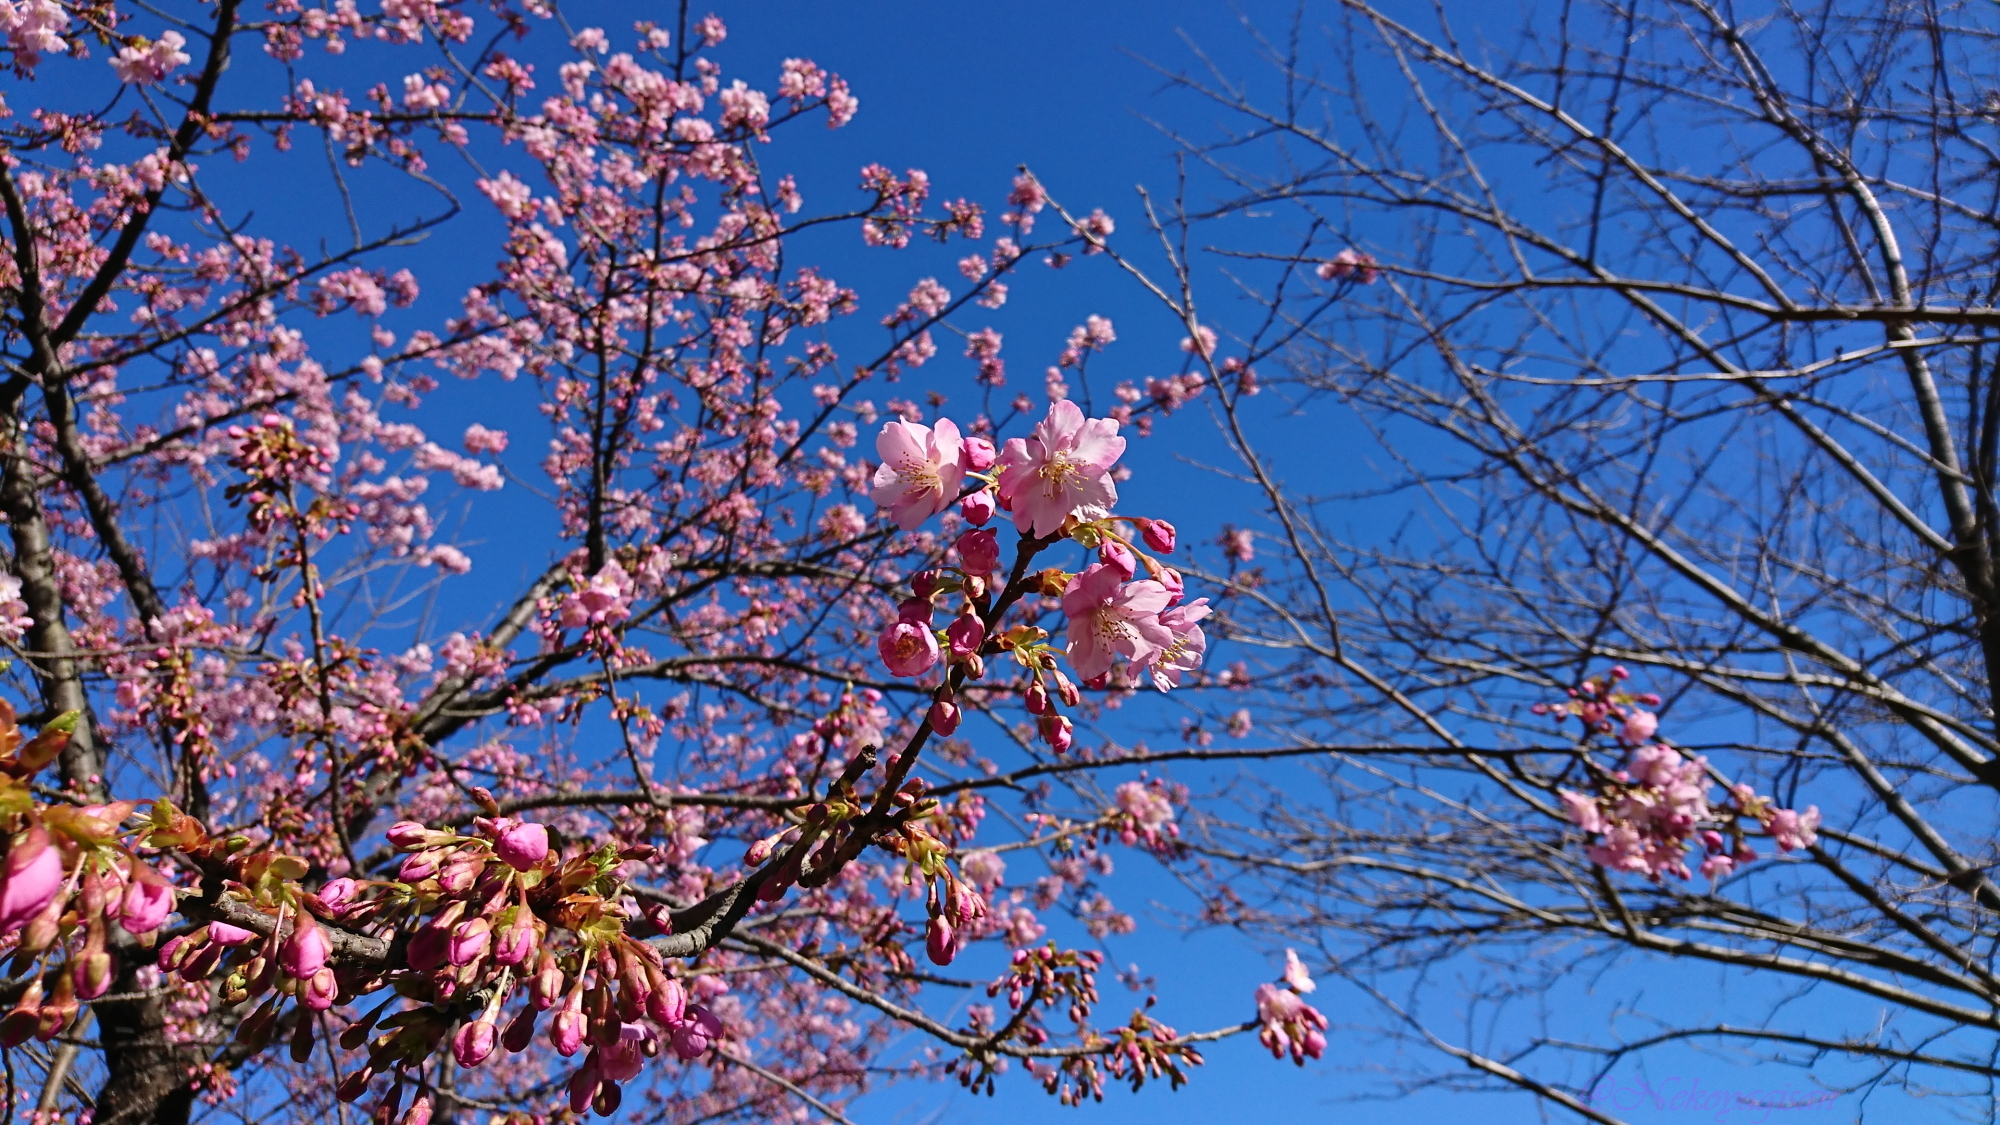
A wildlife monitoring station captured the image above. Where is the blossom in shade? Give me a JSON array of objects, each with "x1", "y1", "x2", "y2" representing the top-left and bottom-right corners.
[
  {"x1": 1062, "y1": 563, "x2": 1173, "y2": 681},
  {"x1": 669, "y1": 1006, "x2": 723, "y2": 1059},
  {"x1": 870, "y1": 418, "x2": 965, "y2": 529},
  {"x1": 995, "y1": 400, "x2": 1125, "y2": 537},
  {"x1": 303, "y1": 966, "x2": 339, "y2": 1010},
  {"x1": 647, "y1": 978, "x2": 687, "y2": 1026},
  {"x1": 878, "y1": 620, "x2": 940, "y2": 677},
  {"x1": 1137, "y1": 597, "x2": 1208, "y2": 690}
]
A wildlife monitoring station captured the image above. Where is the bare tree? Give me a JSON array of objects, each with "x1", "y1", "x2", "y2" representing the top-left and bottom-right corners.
[{"x1": 1100, "y1": 0, "x2": 2000, "y2": 1119}]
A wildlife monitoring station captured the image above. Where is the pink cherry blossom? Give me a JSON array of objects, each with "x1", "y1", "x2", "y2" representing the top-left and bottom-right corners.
[
  {"x1": 1137, "y1": 598, "x2": 1209, "y2": 690},
  {"x1": 1282, "y1": 949, "x2": 1316, "y2": 994},
  {"x1": 1317, "y1": 247, "x2": 1380, "y2": 284},
  {"x1": 870, "y1": 418, "x2": 966, "y2": 530},
  {"x1": 1766, "y1": 805, "x2": 1821, "y2": 852},
  {"x1": 996, "y1": 400, "x2": 1125, "y2": 537},
  {"x1": 1254, "y1": 982, "x2": 1328, "y2": 1064},
  {"x1": 1621, "y1": 709, "x2": 1659, "y2": 745},
  {"x1": 878, "y1": 620, "x2": 940, "y2": 677},
  {"x1": 1062, "y1": 564, "x2": 1173, "y2": 681}
]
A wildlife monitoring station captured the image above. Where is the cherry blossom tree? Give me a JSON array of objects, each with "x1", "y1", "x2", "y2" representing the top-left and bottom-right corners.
[
  {"x1": 1096, "y1": 0, "x2": 2000, "y2": 1120},
  {"x1": 0, "y1": 3, "x2": 1325, "y2": 1123}
]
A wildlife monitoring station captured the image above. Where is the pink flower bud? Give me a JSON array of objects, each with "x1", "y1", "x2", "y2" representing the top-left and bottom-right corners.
[
  {"x1": 551, "y1": 1003, "x2": 587, "y2": 1056},
  {"x1": 158, "y1": 934, "x2": 195, "y2": 973},
  {"x1": 119, "y1": 870, "x2": 175, "y2": 935},
  {"x1": 963, "y1": 652, "x2": 986, "y2": 680},
  {"x1": 955, "y1": 528, "x2": 1000, "y2": 575},
  {"x1": 398, "y1": 851, "x2": 441, "y2": 883},
  {"x1": 878, "y1": 621, "x2": 940, "y2": 678},
  {"x1": 407, "y1": 925, "x2": 449, "y2": 973},
  {"x1": 960, "y1": 489, "x2": 996, "y2": 526},
  {"x1": 910, "y1": 569, "x2": 945, "y2": 598},
  {"x1": 452, "y1": 1016, "x2": 498, "y2": 1068},
  {"x1": 1038, "y1": 714, "x2": 1074, "y2": 753},
  {"x1": 494, "y1": 915, "x2": 538, "y2": 965},
  {"x1": 385, "y1": 822, "x2": 431, "y2": 849},
  {"x1": 1024, "y1": 680, "x2": 1050, "y2": 715},
  {"x1": 531, "y1": 951, "x2": 564, "y2": 1011},
  {"x1": 208, "y1": 921, "x2": 258, "y2": 946},
  {"x1": 335, "y1": 1065, "x2": 374, "y2": 1103},
  {"x1": 566, "y1": 1058, "x2": 600, "y2": 1114},
  {"x1": 1140, "y1": 518, "x2": 1177, "y2": 553},
  {"x1": 1052, "y1": 670, "x2": 1081, "y2": 708},
  {"x1": 400, "y1": 1095, "x2": 432, "y2": 1125},
  {"x1": 963, "y1": 435, "x2": 997, "y2": 472},
  {"x1": 503, "y1": 1006, "x2": 537, "y2": 1053},
  {"x1": 646, "y1": 977, "x2": 687, "y2": 1026},
  {"x1": 317, "y1": 877, "x2": 358, "y2": 915},
  {"x1": 282, "y1": 916, "x2": 330, "y2": 980},
  {"x1": 75, "y1": 949, "x2": 114, "y2": 1000},
  {"x1": 448, "y1": 917, "x2": 492, "y2": 966},
  {"x1": 0, "y1": 826, "x2": 64, "y2": 937},
  {"x1": 946, "y1": 614, "x2": 985, "y2": 659},
  {"x1": 492, "y1": 819, "x2": 549, "y2": 870},
  {"x1": 302, "y1": 966, "x2": 339, "y2": 1010},
  {"x1": 929, "y1": 697, "x2": 961, "y2": 735},
  {"x1": 925, "y1": 915, "x2": 956, "y2": 966},
  {"x1": 1099, "y1": 539, "x2": 1136, "y2": 578}
]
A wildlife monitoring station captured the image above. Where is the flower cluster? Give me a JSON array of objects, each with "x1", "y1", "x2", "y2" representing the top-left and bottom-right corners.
[
  {"x1": 1544, "y1": 671, "x2": 1821, "y2": 880},
  {"x1": 872, "y1": 400, "x2": 1208, "y2": 759},
  {"x1": 0, "y1": 707, "x2": 174, "y2": 1044},
  {"x1": 1254, "y1": 950, "x2": 1327, "y2": 1065},
  {"x1": 145, "y1": 804, "x2": 723, "y2": 1122}
]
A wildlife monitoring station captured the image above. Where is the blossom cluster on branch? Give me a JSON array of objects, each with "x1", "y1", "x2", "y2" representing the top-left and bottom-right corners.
[
  {"x1": 1542, "y1": 668, "x2": 1819, "y2": 881},
  {"x1": 0, "y1": 2, "x2": 1309, "y2": 1120}
]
